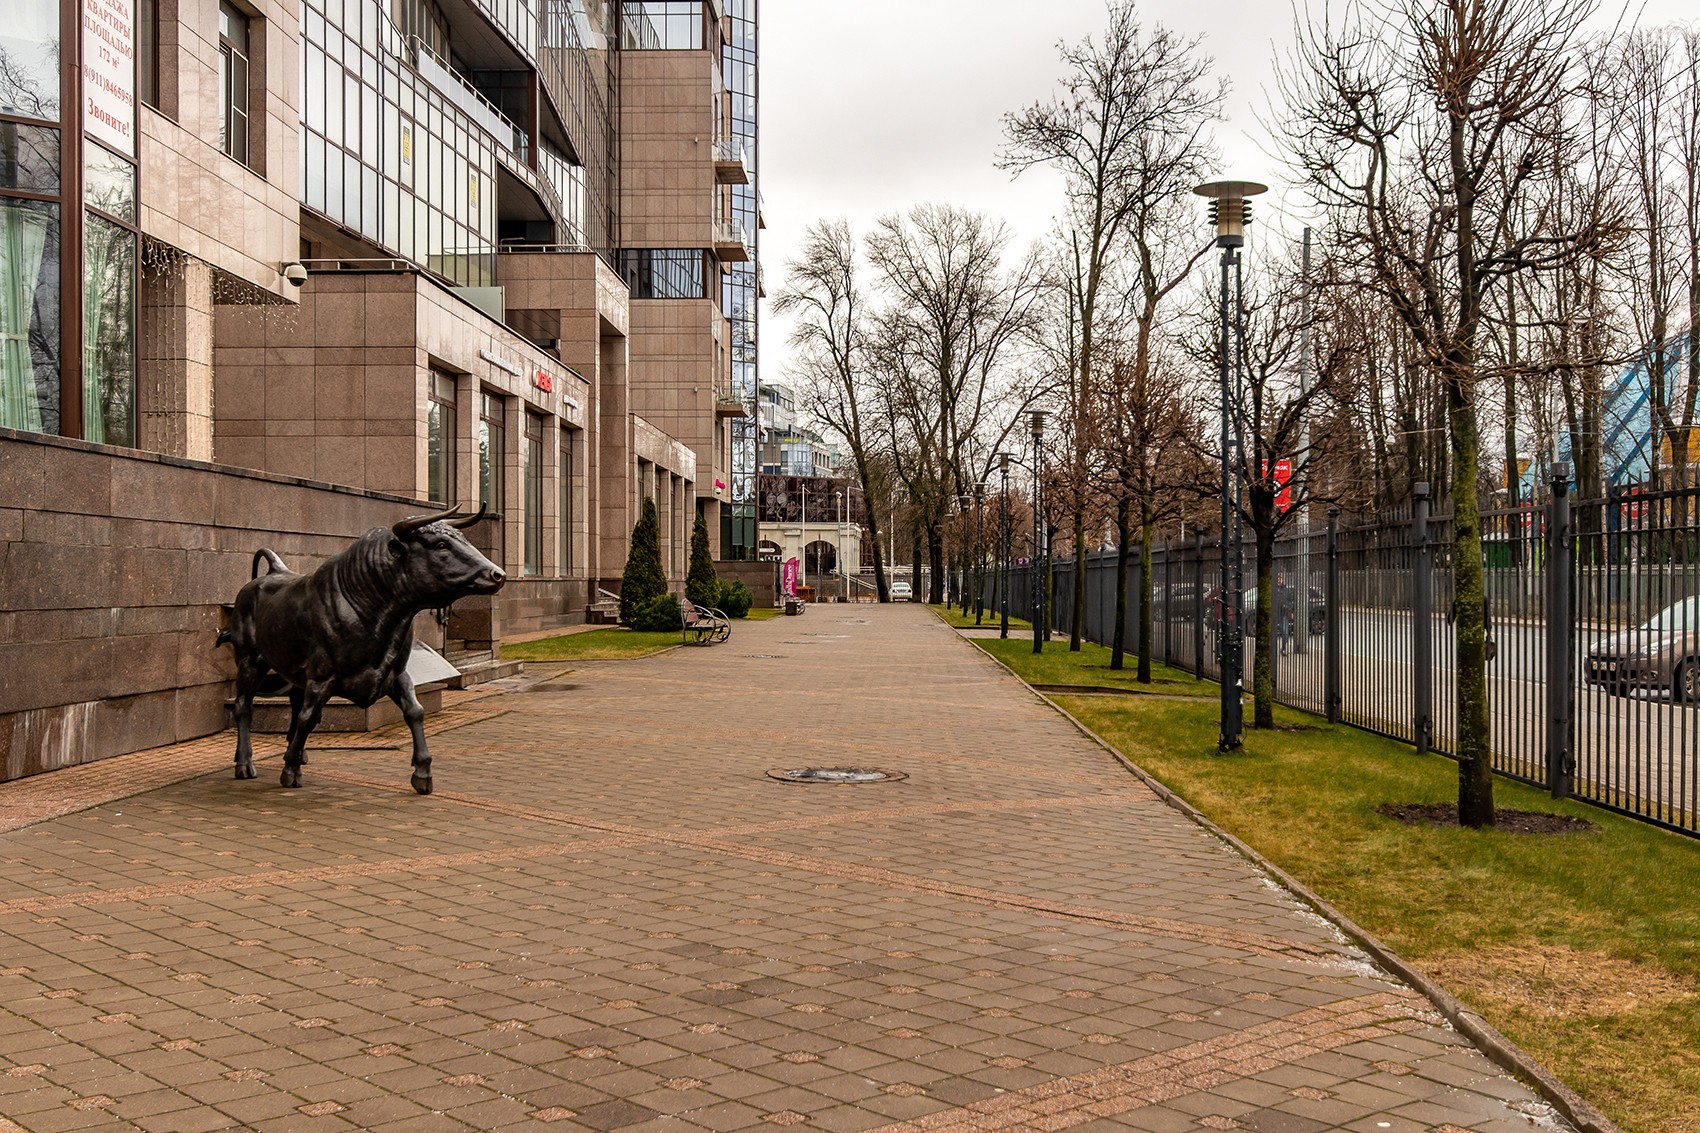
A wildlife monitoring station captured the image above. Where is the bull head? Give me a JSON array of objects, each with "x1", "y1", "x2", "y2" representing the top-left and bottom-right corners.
[{"x1": 392, "y1": 503, "x2": 488, "y2": 538}]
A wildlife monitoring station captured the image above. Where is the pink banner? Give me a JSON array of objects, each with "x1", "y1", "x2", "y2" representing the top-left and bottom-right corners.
[{"x1": 782, "y1": 557, "x2": 799, "y2": 596}]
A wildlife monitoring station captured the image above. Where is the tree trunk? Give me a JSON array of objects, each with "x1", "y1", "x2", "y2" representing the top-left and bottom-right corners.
[
  {"x1": 1070, "y1": 513, "x2": 1086, "y2": 650},
  {"x1": 1449, "y1": 384, "x2": 1495, "y2": 827},
  {"x1": 1252, "y1": 522, "x2": 1275, "y2": 730},
  {"x1": 1138, "y1": 503, "x2": 1154, "y2": 684},
  {"x1": 1110, "y1": 497, "x2": 1131, "y2": 670},
  {"x1": 911, "y1": 526, "x2": 923, "y2": 604},
  {"x1": 927, "y1": 526, "x2": 945, "y2": 604}
]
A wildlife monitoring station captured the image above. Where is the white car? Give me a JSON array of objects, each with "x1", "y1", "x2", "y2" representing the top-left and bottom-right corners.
[{"x1": 889, "y1": 581, "x2": 913, "y2": 602}]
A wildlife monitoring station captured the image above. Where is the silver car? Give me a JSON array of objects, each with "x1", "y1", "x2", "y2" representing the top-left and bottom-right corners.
[
  {"x1": 889, "y1": 581, "x2": 913, "y2": 602},
  {"x1": 1585, "y1": 596, "x2": 1700, "y2": 702}
]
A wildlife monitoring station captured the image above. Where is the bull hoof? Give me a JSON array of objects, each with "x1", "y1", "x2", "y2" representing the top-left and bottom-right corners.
[
  {"x1": 234, "y1": 761, "x2": 256, "y2": 780},
  {"x1": 410, "y1": 772, "x2": 433, "y2": 796},
  {"x1": 280, "y1": 766, "x2": 303, "y2": 788}
]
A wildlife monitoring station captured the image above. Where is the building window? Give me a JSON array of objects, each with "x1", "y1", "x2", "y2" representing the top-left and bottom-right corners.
[
  {"x1": 427, "y1": 369, "x2": 456, "y2": 505},
  {"x1": 559, "y1": 427, "x2": 574, "y2": 576},
  {"x1": 2, "y1": 0, "x2": 60, "y2": 121},
  {"x1": 0, "y1": 198, "x2": 60, "y2": 434},
  {"x1": 82, "y1": 213, "x2": 136, "y2": 446},
  {"x1": 617, "y1": 248, "x2": 706, "y2": 300},
  {"x1": 218, "y1": 2, "x2": 251, "y2": 166},
  {"x1": 524, "y1": 412, "x2": 544, "y2": 575},
  {"x1": 478, "y1": 391, "x2": 504, "y2": 512},
  {"x1": 620, "y1": 2, "x2": 707, "y2": 50}
]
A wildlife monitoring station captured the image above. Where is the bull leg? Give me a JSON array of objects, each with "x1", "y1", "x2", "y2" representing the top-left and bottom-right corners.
[
  {"x1": 389, "y1": 673, "x2": 433, "y2": 796},
  {"x1": 232, "y1": 658, "x2": 266, "y2": 780},
  {"x1": 286, "y1": 686, "x2": 307, "y2": 764},
  {"x1": 281, "y1": 680, "x2": 333, "y2": 789}
]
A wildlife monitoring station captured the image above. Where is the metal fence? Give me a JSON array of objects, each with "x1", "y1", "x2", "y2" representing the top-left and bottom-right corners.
[{"x1": 996, "y1": 478, "x2": 1700, "y2": 837}]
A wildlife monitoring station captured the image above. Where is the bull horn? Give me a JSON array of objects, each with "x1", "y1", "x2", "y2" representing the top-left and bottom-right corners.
[
  {"x1": 446, "y1": 502, "x2": 489, "y2": 529},
  {"x1": 393, "y1": 505, "x2": 462, "y2": 537}
]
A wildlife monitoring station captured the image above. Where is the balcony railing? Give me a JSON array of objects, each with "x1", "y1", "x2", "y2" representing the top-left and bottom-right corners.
[
  {"x1": 712, "y1": 219, "x2": 750, "y2": 262},
  {"x1": 408, "y1": 36, "x2": 527, "y2": 161},
  {"x1": 712, "y1": 139, "x2": 749, "y2": 184}
]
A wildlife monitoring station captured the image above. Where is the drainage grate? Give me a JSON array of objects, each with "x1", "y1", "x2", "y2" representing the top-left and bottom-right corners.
[{"x1": 766, "y1": 767, "x2": 906, "y2": 784}]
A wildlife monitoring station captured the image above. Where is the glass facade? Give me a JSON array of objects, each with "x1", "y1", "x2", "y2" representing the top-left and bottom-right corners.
[
  {"x1": 618, "y1": 248, "x2": 706, "y2": 299},
  {"x1": 426, "y1": 368, "x2": 456, "y2": 504},
  {"x1": 619, "y1": 2, "x2": 708, "y2": 50},
  {"x1": 297, "y1": 0, "x2": 614, "y2": 283},
  {"x1": 1, "y1": 0, "x2": 136, "y2": 445},
  {"x1": 559, "y1": 426, "x2": 573, "y2": 573},
  {"x1": 722, "y1": 0, "x2": 757, "y2": 558},
  {"x1": 218, "y1": 2, "x2": 251, "y2": 166},
  {"x1": 524, "y1": 411, "x2": 543, "y2": 574}
]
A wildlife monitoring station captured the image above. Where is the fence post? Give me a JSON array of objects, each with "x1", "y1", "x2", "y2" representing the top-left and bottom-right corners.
[
  {"x1": 1412, "y1": 484, "x2": 1433, "y2": 756},
  {"x1": 1193, "y1": 526, "x2": 1206, "y2": 679},
  {"x1": 1546, "y1": 462, "x2": 1574, "y2": 798},
  {"x1": 1326, "y1": 507, "x2": 1340, "y2": 722}
]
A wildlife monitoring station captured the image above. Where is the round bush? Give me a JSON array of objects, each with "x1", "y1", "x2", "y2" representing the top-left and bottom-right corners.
[
  {"x1": 630, "y1": 593, "x2": 683, "y2": 632},
  {"x1": 718, "y1": 580, "x2": 753, "y2": 618}
]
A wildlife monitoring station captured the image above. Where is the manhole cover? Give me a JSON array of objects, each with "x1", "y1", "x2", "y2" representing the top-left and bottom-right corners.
[
  {"x1": 766, "y1": 767, "x2": 907, "y2": 784},
  {"x1": 746, "y1": 653, "x2": 784, "y2": 659}
]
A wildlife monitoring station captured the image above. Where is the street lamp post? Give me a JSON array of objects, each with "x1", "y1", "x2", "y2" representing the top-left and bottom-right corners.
[
  {"x1": 1193, "y1": 179, "x2": 1266, "y2": 752},
  {"x1": 836, "y1": 489, "x2": 844, "y2": 603},
  {"x1": 1031, "y1": 411, "x2": 1047, "y2": 655},
  {"x1": 999, "y1": 453, "x2": 1011, "y2": 639}
]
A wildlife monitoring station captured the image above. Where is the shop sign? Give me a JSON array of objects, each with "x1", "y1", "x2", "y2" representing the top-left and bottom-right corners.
[
  {"x1": 84, "y1": 0, "x2": 136, "y2": 155},
  {"x1": 533, "y1": 370, "x2": 554, "y2": 393},
  {"x1": 478, "y1": 349, "x2": 520, "y2": 377}
]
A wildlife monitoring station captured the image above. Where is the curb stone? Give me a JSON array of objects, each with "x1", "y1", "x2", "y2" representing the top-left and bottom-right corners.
[{"x1": 950, "y1": 616, "x2": 1622, "y2": 1133}]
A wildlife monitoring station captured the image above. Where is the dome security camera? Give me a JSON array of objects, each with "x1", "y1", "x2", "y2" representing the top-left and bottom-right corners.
[{"x1": 282, "y1": 262, "x2": 309, "y2": 287}]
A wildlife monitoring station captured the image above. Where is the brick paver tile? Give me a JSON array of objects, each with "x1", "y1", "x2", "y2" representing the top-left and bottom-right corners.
[{"x1": 0, "y1": 609, "x2": 1580, "y2": 1133}]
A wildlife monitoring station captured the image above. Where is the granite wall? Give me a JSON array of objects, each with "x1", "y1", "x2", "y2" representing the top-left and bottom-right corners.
[{"x1": 0, "y1": 429, "x2": 438, "y2": 781}]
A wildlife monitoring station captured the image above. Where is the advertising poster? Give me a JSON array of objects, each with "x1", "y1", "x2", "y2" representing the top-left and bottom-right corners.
[{"x1": 83, "y1": 0, "x2": 136, "y2": 155}]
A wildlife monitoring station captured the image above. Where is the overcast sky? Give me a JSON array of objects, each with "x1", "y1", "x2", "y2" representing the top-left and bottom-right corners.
[{"x1": 756, "y1": 0, "x2": 1695, "y2": 389}]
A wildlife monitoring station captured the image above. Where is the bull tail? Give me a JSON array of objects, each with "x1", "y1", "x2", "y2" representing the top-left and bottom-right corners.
[{"x1": 252, "y1": 549, "x2": 289, "y2": 579}]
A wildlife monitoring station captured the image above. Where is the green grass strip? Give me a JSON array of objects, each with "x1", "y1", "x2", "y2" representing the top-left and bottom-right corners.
[{"x1": 973, "y1": 637, "x2": 1700, "y2": 1133}]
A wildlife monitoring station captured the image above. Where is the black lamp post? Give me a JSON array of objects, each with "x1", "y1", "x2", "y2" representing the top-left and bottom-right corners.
[
  {"x1": 1192, "y1": 179, "x2": 1266, "y2": 752},
  {"x1": 1031, "y1": 411, "x2": 1047, "y2": 654},
  {"x1": 999, "y1": 453, "x2": 1011, "y2": 639}
]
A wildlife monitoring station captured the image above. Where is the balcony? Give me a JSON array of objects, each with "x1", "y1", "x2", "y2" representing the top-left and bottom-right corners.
[
  {"x1": 713, "y1": 139, "x2": 750, "y2": 184},
  {"x1": 712, "y1": 220, "x2": 750, "y2": 263},
  {"x1": 715, "y1": 388, "x2": 749, "y2": 418}
]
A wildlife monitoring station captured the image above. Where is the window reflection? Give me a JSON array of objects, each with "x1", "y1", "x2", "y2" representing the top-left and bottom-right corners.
[
  {"x1": 83, "y1": 213, "x2": 135, "y2": 445},
  {"x1": 84, "y1": 145, "x2": 137, "y2": 224},
  {"x1": 0, "y1": 122, "x2": 59, "y2": 194},
  {"x1": 0, "y1": 0, "x2": 62, "y2": 122},
  {"x1": 620, "y1": 2, "x2": 706, "y2": 50},
  {"x1": 0, "y1": 198, "x2": 59, "y2": 433}
]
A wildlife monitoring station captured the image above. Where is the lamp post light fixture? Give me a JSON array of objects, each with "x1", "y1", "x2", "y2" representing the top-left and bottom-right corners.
[
  {"x1": 999, "y1": 453, "x2": 1012, "y2": 639},
  {"x1": 1192, "y1": 179, "x2": 1266, "y2": 751},
  {"x1": 1030, "y1": 410, "x2": 1048, "y2": 655}
]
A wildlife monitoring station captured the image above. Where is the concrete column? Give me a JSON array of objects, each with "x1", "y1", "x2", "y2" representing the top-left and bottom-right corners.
[{"x1": 138, "y1": 256, "x2": 215, "y2": 460}]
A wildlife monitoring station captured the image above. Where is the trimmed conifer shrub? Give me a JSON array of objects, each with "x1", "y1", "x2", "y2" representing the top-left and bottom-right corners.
[
  {"x1": 718, "y1": 579, "x2": 753, "y2": 618},
  {"x1": 619, "y1": 497, "x2": 667, "y2": 623},
  {"x1": 630, "y1": 593, "x2": 683, "y2": 632},
  {"x1": 686, "y1": 515, "x2": 720, "y2": 608}
]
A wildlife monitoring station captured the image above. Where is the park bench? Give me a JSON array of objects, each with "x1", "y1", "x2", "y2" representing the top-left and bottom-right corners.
[{"x1": 681, "y1": 598, "x2": 731, "y2": 645}]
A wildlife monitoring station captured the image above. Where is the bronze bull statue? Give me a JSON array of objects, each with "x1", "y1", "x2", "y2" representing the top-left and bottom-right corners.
[{"x1": 219, "y1": 505, "x2": 505, "y2": 793}]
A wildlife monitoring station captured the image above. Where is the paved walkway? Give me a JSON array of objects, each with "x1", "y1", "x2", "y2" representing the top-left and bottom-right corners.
[{"x1": 0, "y1": 607, "x2": 1568, "y2": 1133}]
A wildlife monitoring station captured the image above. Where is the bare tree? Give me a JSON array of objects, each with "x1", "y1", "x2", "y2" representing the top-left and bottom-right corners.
[
  {"x1": 1003, "y1": 1, "x2": 1225, "y2": 651},
  {"x1": 1281, "y1": 0, "x2": 1602, "y2": 826},
  {"x1": 866, "y1": 205, "x2": 1045, "y2": 604},
  {"x1": 774, "y1": 220, "x2": 894, "y2": 600}
]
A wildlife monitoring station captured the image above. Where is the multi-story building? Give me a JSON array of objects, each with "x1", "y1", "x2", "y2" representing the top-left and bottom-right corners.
[
  {"x1": 757, "y1": 381, "x2": 839, "y2": 476},
  {"x1": 0, "y1": 0, "x2": 758, "y2": 776}
]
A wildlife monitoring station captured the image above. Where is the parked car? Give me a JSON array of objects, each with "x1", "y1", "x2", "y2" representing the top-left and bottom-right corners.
[
  {"x1": 1242, "y1": 582, "x2": 1327, "y2": 637},
  {"x1": 1585, "y1": 596, "x2": 1700, "y2": 702},
  {"x1": 889, "y1": 581, "x2": 913, "y2": 602}
]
